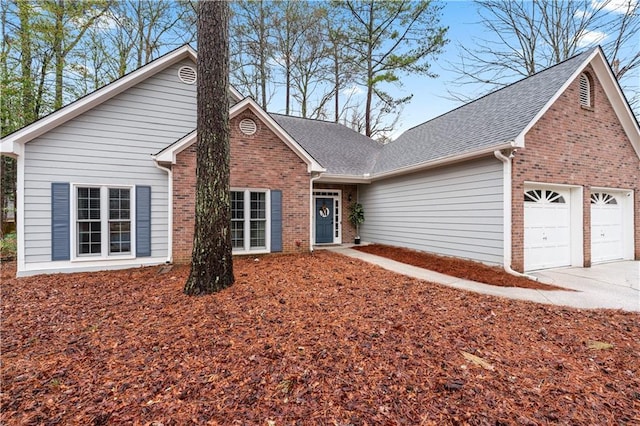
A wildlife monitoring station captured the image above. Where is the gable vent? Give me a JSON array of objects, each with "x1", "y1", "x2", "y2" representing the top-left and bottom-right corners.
[
  {"x1": 579, "y1": 73, "x2": 591, "y2": 107},
  {"x1": 178, "y1": 66, "x2": 197, "y2": 84},
  {"x1": 239, "y1": 118, "x2": 257, "y2": 135}
]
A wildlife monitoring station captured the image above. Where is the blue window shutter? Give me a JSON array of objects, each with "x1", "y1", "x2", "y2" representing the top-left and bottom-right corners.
[
  {"x1": 270, "y1": 190, "x2": 282, "y2": 252},
  {"x1": 136, "y1": 186, "x2": 151, "y2": 257},
  {"x1": 51, "y1": 182, "x2": 70, "y2": 261}
]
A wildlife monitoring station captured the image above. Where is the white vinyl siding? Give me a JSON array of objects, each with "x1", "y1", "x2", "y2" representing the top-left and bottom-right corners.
[
  {"x1": 359, "y1": 157, "x2": 504, "y2": 264},
  {"x1": 22, "y1": 59, "x2": 197, "y2": 264}
]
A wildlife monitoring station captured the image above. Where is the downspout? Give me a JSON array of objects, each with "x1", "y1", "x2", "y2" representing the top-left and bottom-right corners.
[
  {"x1": 15, "y1": 146, "x2": 26, "y2": 275},
  {"x1": 154, "y1": 161, "x2": 173, "y2": 263},
  {"x1": 494, "y1": 149, "x2": 539, "y2": 281},
  {"x1": 309, "y1": 172, "x2": 321, "y2": 253}
]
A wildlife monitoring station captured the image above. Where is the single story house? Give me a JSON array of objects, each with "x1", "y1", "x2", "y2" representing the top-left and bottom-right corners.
[{"x1": 1, "y1": 45, "x2": 638, "y2": 277}]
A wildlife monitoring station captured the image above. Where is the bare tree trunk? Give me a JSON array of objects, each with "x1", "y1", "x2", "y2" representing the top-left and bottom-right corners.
[
  {"x1": 53, "y1": 0, "x2": 64, "y2": 110},
  {"x1": 184, "y1": 0, "x2": 234, "y2": 295},
  {"x1": 259, "y1": 0, "x2": 268, "y2": 110},
  {"x1": 17, "y1": 0, "x2": 34, "y2": 124},
  {"x1": 364, "y1": 1, "x2": 374, "y2": 137},
  {"x1": 333, "y1": 43, "x2": 339, "y2": 123}
]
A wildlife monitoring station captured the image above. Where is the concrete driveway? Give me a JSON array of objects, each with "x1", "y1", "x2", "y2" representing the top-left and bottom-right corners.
[
  {"x1": 530, "y1": 261, "x2": 639, "y2": 312},
  {"x1": 329, "y1": 246, "x2": 639, "y2": 312}
]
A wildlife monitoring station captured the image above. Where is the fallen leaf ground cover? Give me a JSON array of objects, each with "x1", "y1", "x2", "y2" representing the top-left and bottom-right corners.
[
  {"x1": 1, "y1": 252, "x2": 639, "y2": 425},
  {"x1": 354, "y1": 244, "x2": 564, "y2": 290}
]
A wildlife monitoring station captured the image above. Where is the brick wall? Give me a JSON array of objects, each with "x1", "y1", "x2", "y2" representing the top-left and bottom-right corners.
[
  {"x1": 511, "y1": 65, "x2": 640, "y2": 271},
  {"x1": 172, "y1": 110, "x2": 311, "y2": 263}
]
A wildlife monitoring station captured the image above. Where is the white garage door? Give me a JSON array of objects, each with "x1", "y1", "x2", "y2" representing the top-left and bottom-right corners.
[
  {"x1": 524, "y1": 188, "x2": 571, "y2": 271},
  {"x1": 591, "y1": 192, "x2": 623, "y2": 263}
]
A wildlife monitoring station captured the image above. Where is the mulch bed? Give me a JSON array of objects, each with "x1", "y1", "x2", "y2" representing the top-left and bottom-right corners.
[
  {"x1": 354, "y1": 244, "x2": 565, "y2": 290},
  {"x1": 2, "y1": 253, "x2": 639, "y2": 425}
]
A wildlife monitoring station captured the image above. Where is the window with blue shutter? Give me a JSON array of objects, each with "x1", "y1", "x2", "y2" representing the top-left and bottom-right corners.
[
  {"x1": 270, "y1": 190, "x2": 282, "y2": 252},
  {"x1": 51, "y1": 182, "x2": 71, "y2": 261},
  {"x1": 136, "y1": 186, "x2": 151, "y2": 257}
]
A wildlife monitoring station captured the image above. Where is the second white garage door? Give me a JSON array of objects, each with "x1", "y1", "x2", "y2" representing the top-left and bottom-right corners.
[
  {"x1": 524, "y1": 188, "x2": 571, "y2": 271},
  {"x1": 591, "y1": 192, "x2": 624, "y2": 263}
]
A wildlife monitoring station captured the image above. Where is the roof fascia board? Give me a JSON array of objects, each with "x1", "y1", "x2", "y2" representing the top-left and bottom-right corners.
[
  {"x1": 370, "y1": 143, "x2": 514, "y2": 181},
  {"x1": 0, "y1": 139, "x2": 19, "y2": 157},
  {"x1": 2, "y1": 45, "x2": 197, "y2": 147},
  {"x1": 589, "y1": 53, "x2": 640, "y2": 157},
  {"x1": 154, "y1": 130, "x2": 196, "y2": 163},
  {"x1": 229, "y1": 86, "x2": 244, "y2": 102}
]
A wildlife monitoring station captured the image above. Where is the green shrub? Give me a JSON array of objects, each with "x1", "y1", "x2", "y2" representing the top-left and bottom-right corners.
[{"x1": 0, "y1": 232, "x2": 17, "y2": 259}]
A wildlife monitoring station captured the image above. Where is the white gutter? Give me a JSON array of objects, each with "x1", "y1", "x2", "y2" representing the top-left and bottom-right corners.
[
  {"x1": 372, "y1": 143, "x2": 514, "y2": 181},
  {"x1": 309, "y1": 172, "x2": 322, "y2": 252},
  {"x1": 493, "y1": 149, "x2": 539, "y2": 281},
  {"x1": 315, "y1": 173, "x2": 372, "y2": 184},
  {"x1": 153, "y1": 160, "x2": 173, "y2": 263}
]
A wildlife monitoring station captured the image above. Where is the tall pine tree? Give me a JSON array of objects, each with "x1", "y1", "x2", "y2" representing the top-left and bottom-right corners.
[{"x1": 184, "y1": 0, "x2": 234, "y2": 295}]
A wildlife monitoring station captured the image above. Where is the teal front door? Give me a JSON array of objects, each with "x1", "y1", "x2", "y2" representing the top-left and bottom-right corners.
[{"x1": 315, "y1": 198, "x2": 334, "y2": 243}]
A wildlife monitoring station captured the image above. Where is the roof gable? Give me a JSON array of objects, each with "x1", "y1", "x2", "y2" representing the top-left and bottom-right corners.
[
  {"x1": 0, "y1": 45, "x2": 243, "y2": 155},
  {"x1": 154, "y1": 98, "x2": 325, "y2": 173},
  {"x1": 374, "y1": 48, "x2": 601, "y2": 175},
  {"x1": 517, "y1": 47, "x2": 639, "y2": 157}
]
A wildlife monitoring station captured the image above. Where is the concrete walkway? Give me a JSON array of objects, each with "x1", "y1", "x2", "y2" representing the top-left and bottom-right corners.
[{"x1": 321, "y1": 246, "x2": 639, "y2": 312}]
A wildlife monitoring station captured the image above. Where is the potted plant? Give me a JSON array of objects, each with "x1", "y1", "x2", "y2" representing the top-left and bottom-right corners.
[{"x1": 348, "y1": 201, "x2": 365, "y2": 244}]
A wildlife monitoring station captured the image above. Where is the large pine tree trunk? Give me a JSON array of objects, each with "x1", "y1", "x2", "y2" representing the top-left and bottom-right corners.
[{"x1": 184, "y1": 0, "x2": 234, "y2": 295}]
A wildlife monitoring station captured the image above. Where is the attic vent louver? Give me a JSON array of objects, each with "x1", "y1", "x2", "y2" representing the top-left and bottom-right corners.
[
  {"x1": 579, "y1": 73, "x2": 591, "y2": 107},
  {"x1": 239, "y1": 118, "x2": 257, "y2": 135},
  {"x1": 178, "y1": 66, "x2": 197, "y2": 84}
]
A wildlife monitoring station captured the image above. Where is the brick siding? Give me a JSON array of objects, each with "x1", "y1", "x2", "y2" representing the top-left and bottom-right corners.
[
  {"x1": 511, "y1": 65, "x2": 640, "y2": 271},
  {"x1": 172, "y1": 110, "x2": 311, "y2": 263}
]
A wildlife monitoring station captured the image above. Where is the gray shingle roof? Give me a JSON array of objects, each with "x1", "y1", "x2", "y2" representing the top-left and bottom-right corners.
[
  {"x1": 270, "y1": 113, "x2": 383, "y2": 175},
  {"x1": 157, "y1": 49, "x2": 594, "y2": 178},
  {"x1": 372, "y1": 47, "x2": 596, "y2": 174}
]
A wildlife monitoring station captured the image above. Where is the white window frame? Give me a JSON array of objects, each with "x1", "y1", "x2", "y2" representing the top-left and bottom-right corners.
[
  {"x1": 230, "y1": 188, "x2": 271, "y2": 255},
  {"x1": 70, "y1": 184, "x2": 136, "y2": 262}
]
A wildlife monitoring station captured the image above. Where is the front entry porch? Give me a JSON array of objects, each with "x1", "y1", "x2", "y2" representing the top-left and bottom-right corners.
[
  {"x1": 313, "y1": 190, "x2": 341, "y2": 245},
  {"x1": 312, "y1": 184, "x2": 359, "y2": 246}
]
